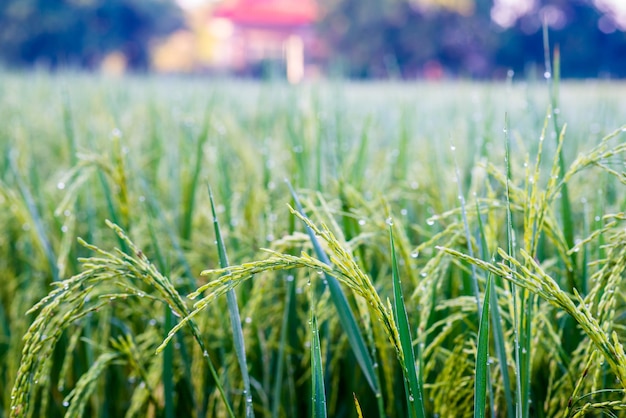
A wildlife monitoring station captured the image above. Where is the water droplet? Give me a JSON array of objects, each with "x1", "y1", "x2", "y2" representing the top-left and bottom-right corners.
[
  {"x1": 139, "y1": 195, "x2": 146, "y2": 202},
  {"x1": 245, "y1": 317, "x2": 252, "y2": 324},
  {"x1": 426, "y1": 219, "x2": 435, "y2": 226},
  {"x1": 544, "y1": 71, "x2": 551, "y2": 79},
  {"x1": 63, "y1": 209, "x2": 71, "y2": 217},
  {"x1": 266, "y1": 234, "x2": 274, "y2": 242},
  {"x1": 286, "y1": 275, "x2": 294, "y2": 282},
  {"x1": 411, "y1": 250, "x2": 419, "y2": 258},
  {"x1": 63, "y1": 401, "x2": 69, "y2": 407},
  {"x1": 149, "y1": 319, "x2": 157, "y2": 326},
  {"x1": 410, "y1": 181, "x2": 419, "y2": 190},
  {"x1": 203, "y1": 350, "x2": 209, "y2": 357},
  {"x1": 420, "y1": 272, "x2": 427, "y2": 278},
  {"x1": 507, "y1": 69, "x2": 514, "y2": 78},
  {"x1": 450, "y1": 145, "x2": 456, "y2": 151},
  {"x1": 400, "y1": 208, "x2": 408, "y2": 216},
  {"x1": 57, "y1": 182, "x2": 66, "y2": 190},
  {"x1": 386, "y1": 217, "x2": 393, "y2": 226},
  {"x1": 61, "y1": 225, "x2": 68, "y2": 233},
  {"x1": 358, "y1": 219, "x2": 366, "y2": 226},
  {"x1": 409, "y1": 395, "x2": 415, "y2": 402},
  {"x1": 111, "y1": 128, "x2": 122, "y2": 138},
  {"x1": 594, "y1": 216, "x2": 601, "y2": 222}
]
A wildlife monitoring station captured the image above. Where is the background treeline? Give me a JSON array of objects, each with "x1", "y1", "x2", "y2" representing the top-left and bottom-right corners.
[{"x1": 1, "y1": 0, "x2": 625, "y2": 78}]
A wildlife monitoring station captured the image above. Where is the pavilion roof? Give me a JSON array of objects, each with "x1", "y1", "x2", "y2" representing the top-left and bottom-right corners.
[{"x1": 212, "y1": 0, "x2": 318, "y2": 26}]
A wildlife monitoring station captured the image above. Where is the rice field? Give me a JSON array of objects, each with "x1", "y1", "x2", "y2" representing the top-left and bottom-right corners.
[{"x1": 1, "y1": 71, "x2": 625, "y2": 418}]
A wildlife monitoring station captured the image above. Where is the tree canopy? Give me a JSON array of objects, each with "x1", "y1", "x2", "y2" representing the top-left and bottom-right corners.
[
  {"x1": 0, "y1": 0, "x2": 625, "y2": 77},
  {"x1": 0, "y1": 0, "x2": 183, "y2": 69},
  {"x1": 320, "y1": 0, "x2": 626, "y2": 78}
]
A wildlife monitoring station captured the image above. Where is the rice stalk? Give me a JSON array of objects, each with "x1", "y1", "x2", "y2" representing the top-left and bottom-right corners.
[
  {"x1": 438, "y1": 246, "x2": 626, "y2": 387},
  {"x1": 474, "y1": 273, "x2": 492, "y2": 418},
  {"x1": 209, "y1": 187, "x2": 254, "y2": 418},
  {"x1": 390, "y1": 226, "x2": 425, "y2": 418}
]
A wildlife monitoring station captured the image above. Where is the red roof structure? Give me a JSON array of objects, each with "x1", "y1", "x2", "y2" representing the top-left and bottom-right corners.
[
  {"x1": 209, "y1": 0, "x2": 323, "y2": 82},
  {"x1": 212, "y1": 0, "x2": 318, "y2": 27}
]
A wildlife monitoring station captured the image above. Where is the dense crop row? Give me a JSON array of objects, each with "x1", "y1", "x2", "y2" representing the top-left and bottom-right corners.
[{"x1": 0, "y1": 72, "x2": 625, "y2": 417}]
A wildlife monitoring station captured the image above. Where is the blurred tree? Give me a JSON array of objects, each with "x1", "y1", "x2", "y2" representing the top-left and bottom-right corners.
[
  {"x1": 0, "y1": 0, "x2": 184, "y2": 70},
  {"x1": 320, "y1": 0, "x2": 497, "y2": 78},
  {"x1": 495, "y1": 0, "x2": 626, "y2": 78},
  {"x1": 320, "y1": 0, "x2": 626, "y2": 78}
]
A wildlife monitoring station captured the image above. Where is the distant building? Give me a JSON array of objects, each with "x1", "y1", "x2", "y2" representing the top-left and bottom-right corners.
[{"x1": 209, "y1": 0, "x2": 322, "y2": 83}]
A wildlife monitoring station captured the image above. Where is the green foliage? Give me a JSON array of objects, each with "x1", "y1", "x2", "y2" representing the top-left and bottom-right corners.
[
  {"x1": 1, "y1": 73, "x2": 626, "y2": 418},
  {"x1": 321, "y1": 0, "x2": 626, "y2": 78},
  {"x1": 0, "y1": 0, "x2": 183, "y2": 69}
]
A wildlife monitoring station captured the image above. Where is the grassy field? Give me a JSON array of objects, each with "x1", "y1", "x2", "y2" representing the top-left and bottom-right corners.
[{"x1": 1, "y1": 72, "x2": 625, "y2": 418}]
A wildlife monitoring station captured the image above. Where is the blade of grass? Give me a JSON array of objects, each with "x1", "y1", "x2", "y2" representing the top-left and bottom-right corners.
[
  {"x1": 271, "y1": 274, "x2": 295, "y2": 418},
  {"x1": 475, "y1": 200, "x2": 514, "y2": 418},
  {"x1": 390, "y1": 226, "x2": 425, "y2": 418},
  {"x1": 143, "y1": 184, "x2": 202, "y2": 418},
  {"x1": 209, "y1": 186, "x2": 254, "y2": 418},
  {"x1": 543, "y1": 25, "x2": 576, "y2": 292},
  {"x1": 474, "y1": 273, "x2": 492, "y2": 418},
  {"x1": 146, "y1": 215, "x2": 176, "y2": 418},
  {"x1": 311, "y1": 312, "x2": 327, "y2": 418},
  {"x1": 181, "y1": 115, "x2": 210, "y2": 242},
  {"x1": 503, "y1": 113, "x2": 524, "y2": 418},
  {"x1": 285, "y1": 180, "x2": 381, "y2": 398},
  {"x1": 163, "y1": 307, "x2": 175, "y2": 418}
]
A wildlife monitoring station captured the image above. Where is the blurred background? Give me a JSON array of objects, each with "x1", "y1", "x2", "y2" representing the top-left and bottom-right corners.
[{"x1": 0, "y1": 0, "x2": 625, "y2": 81}]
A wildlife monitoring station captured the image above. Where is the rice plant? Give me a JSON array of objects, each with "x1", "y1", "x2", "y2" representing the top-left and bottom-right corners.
[{"x1": 1, "y1": 70, "x2": 625, "y2": 417}]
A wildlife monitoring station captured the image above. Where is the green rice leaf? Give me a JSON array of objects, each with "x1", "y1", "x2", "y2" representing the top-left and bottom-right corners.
[
  {"x1": 475, "y1": 200, "x2": 514, "y2": 418},
  {"x1": 390, "y1": 227, "x2": 425, "y2": 418},
  {"x1": 474, "y1": 273, "x2": 492, "y2": 418},
  {"x1": 311, "y1": 313, "x2": 327, "y2": 418},
  {"x1": 209, "y1": 186, "x2": 254, "y2": 418}
]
